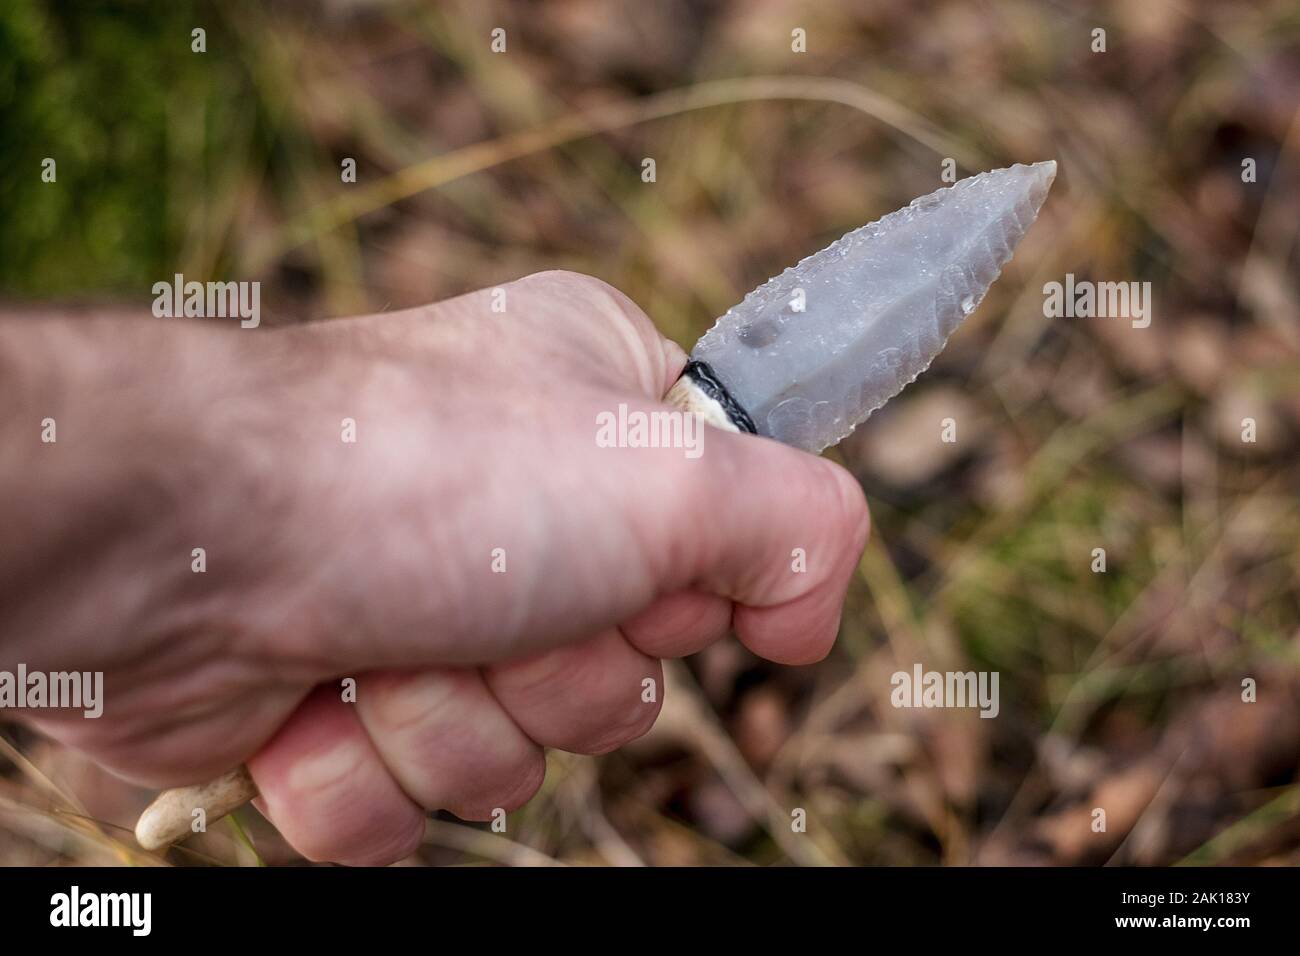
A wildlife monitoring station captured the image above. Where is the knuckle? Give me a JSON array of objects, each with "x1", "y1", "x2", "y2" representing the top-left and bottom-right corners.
[
  {"x1": 579, "y1": 680, "x2": 663, "y2": 755},
  {"x1": 515, "y1": 270, "x2": 665, "y2": 394},
  {"x1": 519, "y1": 269, "x2": 619, "y2": 306},
  {"x1": 542, "y1": 268, "x2": 615, "y2": 296},
  {"x1": 450, "y1": 746, "x2": 547, "y2": 819},
  {"x1": 361, "y1": 669, "x2": 471, "y2": 736},
  {"x1": 525, "y1": 269, "x2": 654, "y2": 332}
]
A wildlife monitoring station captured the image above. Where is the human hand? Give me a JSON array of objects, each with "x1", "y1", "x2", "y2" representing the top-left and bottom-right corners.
[{"x1": 3, "y1": 271, "x2": 869, "y2": 864}]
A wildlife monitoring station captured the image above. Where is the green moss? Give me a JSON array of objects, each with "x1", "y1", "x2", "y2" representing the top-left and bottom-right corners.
[{"x1": 0, "y1": 1, "x2": 262, "y2": 294}]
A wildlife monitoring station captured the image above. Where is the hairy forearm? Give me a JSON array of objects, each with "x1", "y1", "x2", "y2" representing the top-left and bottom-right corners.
[{"x1": 0, "y1": 312, "x2": 298, "y2": 673}]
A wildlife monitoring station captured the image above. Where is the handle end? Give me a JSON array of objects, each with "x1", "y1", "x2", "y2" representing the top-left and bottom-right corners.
[{"x1": 135, "y1": 765, "x2": 259, "y2": 850}]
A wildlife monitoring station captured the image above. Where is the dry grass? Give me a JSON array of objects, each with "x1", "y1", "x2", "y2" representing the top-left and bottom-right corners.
[{"x1": 2, "y1": 0, "x2": 1298, "y2": 866}]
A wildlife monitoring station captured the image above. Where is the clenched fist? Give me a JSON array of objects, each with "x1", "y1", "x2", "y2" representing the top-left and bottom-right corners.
[{"x1": 0, "y1": 271, "x2": 869, "y2": 864}]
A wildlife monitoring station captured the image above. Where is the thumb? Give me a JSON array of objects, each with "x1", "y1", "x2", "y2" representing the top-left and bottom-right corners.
[{"x1": 649, "y1": 427, "x2": 871, "y2": 664}]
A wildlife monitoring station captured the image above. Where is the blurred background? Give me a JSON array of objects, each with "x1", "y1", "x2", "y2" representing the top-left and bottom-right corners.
[{"x1": 1, "y1": 0, "x2": 1298, "y2": 866}]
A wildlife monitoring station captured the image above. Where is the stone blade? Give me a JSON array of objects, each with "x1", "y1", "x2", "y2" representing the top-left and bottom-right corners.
[{"x1": 690, "y1": 161, "x2": 1056, "y2": 452}]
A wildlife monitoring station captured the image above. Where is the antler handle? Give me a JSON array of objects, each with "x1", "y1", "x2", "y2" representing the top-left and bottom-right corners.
[{"x1": 134, "y1": 765, "x2": 258, "y2": 850}]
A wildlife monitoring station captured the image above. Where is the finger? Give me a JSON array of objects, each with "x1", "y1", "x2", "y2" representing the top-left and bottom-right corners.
[
  {"x1": 712, "y1": 451, "x2": 870, "y2": 664},
  {"x1": 731, "y1": 563, "x2": 854, "y2": 664},
  {"x1": 355, "y1": 667, "x2": 545, "y2": 820},
  {"x1": 629, "y1": 437, "x2": 871, "y2": 665},
  {"x1": 485, "y1": 629, "x2": 662, "y2": 754},
  {"x1": 620, "y1": 590, "x2": 732, "y2": 658},
  {"x1": 247, "y1": 686, "x2": 425, "y2": 866}
]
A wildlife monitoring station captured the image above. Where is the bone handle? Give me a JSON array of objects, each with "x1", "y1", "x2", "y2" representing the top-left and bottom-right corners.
[
  {"x1": 135, "y1": 765, "x2": 258, "y2": 850},
  {"x1": 133, "y1": 365, "x2": 745, "y2": 849}
]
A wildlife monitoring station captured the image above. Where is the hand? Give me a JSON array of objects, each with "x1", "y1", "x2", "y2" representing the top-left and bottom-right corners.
[{"x1": 1, "y1": 271, "x2": 870, "y2": 864}]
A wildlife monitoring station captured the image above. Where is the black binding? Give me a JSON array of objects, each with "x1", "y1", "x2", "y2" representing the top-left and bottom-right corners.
[{"x1": 682, "y1": 360, "x2": 758, "y2": 434}]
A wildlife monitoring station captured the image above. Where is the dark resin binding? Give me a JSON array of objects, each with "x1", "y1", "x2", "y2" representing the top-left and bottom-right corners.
[{"x1": 683, "y1": 359, "x2": 757, "y2": 435}]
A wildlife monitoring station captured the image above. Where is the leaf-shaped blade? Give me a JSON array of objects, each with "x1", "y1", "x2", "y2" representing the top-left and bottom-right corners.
[{"x1": 690, "y1": 161, "x2": 1056, "y2": 452}]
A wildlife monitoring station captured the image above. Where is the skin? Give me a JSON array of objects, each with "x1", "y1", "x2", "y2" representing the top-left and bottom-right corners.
[{"x1": 0, "y1": 271, "x2": 870, "y2": 864}]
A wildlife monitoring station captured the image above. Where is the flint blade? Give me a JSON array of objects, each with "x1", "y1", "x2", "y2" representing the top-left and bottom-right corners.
[{"x1": 689, "y1": 161, "x2": 1057, "y2": 452}]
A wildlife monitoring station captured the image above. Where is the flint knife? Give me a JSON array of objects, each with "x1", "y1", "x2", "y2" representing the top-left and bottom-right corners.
[{"x1": 135, "y1": 161, "x2": 1057, "y2": 850}]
